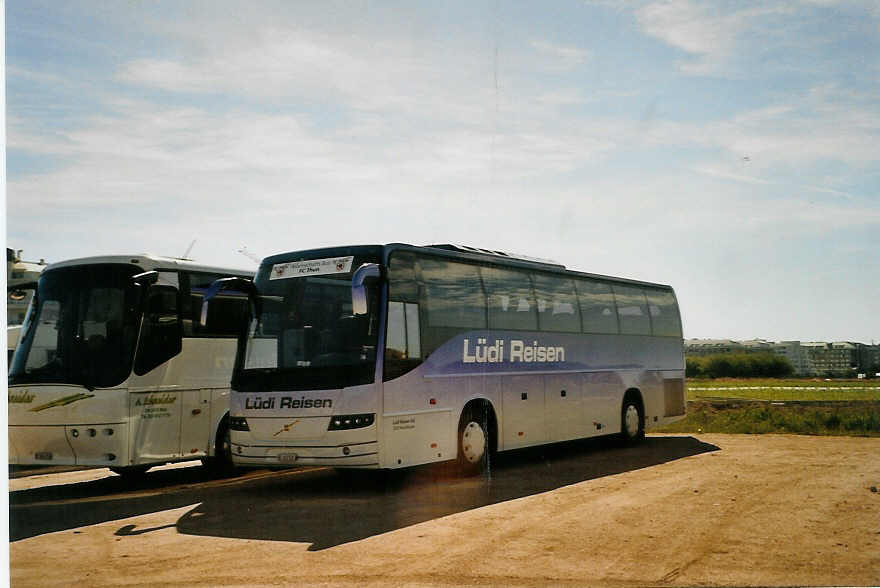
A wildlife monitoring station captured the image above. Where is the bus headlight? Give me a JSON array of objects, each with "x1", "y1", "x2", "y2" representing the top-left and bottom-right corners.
[
  {"x1": 327, "y1": 413, "x2": 375, "y2": 431},
  {"x1": 229, "y1": 416, "x2": 250, "y2": 431}
]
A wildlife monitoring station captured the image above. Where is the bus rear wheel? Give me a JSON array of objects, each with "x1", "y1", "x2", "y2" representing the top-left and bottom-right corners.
[
  {"x1": 456, "y1": 408, "x2": 489, "y2": 476},
  {"x1": 620, "y1": 397, "x2": 645, "y2": 443}
]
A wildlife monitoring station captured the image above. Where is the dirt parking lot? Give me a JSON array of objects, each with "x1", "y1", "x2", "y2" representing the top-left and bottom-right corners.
[{"x1": 9, "y1": 433, "x2": 880, "y2": 587}]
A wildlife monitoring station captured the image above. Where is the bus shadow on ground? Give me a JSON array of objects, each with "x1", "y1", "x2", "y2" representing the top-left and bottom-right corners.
[
  {"x1": 175, "y1": 435, "x2": 718, "y2": 551},
  {"x1": 8, "y1": 464, "x2": 240, "y2": 541}
]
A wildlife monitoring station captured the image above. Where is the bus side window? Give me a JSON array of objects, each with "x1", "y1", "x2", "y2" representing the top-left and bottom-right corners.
[
  {"x1": 385, "y1": 252, "x2": 425, "y2": 380},
  {"x1": 182, "y1": 272, "x2": 248, "y2": 337},
  {"x1": 482, "y1": 266, "x2": 537, "y2": 331},
  {"x1": 134, "y1": 285, "x2": 182, "y2": 375},
  {"x1": 418, "y1": 257, "x2": 486, "y2": 356},
  {"x1": 645, "y1": 288, "x2": 682, "y2": 337},
  {"x1": 532, "y1": 273, "x2": 580, "y2": 333},
  {"x1": 613, "y1": 285, "x2": 651, "y2": 335},
  {"x1": 576, "y1": 279, "x2": 618, "y2": 334},
  {"x1": 384, "y1": 301, "x2": 422, "y2": 380}
]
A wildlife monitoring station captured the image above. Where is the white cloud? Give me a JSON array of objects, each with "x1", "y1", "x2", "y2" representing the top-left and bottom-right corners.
[
  {"x1": 6, "y1": 1, "x2": 880, "y2": 341},
  {"x1": 118, "y1": 26, "x2": 497, "y2": 124},
  {"x1": 529, "y1": 40, "x2": 589, "y2": 70},
  {"x1": 634, "y1": 1, "x2": 792, "y2": 74}
]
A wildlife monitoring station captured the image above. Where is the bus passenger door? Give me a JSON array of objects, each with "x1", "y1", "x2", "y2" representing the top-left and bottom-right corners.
[
  {"x1": 129, "y1": 279, "x2": 185, "y2": 463},
  {"x1": 501, "y1": 375, "x2": 546, "y2": 449},
  {"x1": 179, "y1": 388, "x2": 212, "y2": 458},
  {"x1": 544, "y1": 374, "x2": 582, "y2": 441},
  {"x1": 130, "y1": 388, "x2": 182, "y2": 463}
]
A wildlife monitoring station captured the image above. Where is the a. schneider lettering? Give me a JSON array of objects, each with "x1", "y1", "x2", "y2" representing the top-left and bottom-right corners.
[
  {"x1": 245, "y1": 396, "x2": 333, "y2": 410},
  {"x1": 462, "y1": 337, "x2": 565, "y2": 364},
  {"x1": 135, "y1": 394, "x2": 176, "y2": 406},
  {"x1": 9, "y1": 390, "x2": 35, "y2": 404}
]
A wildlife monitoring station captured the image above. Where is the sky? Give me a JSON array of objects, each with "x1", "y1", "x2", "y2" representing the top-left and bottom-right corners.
[{"x1": 4, "y1": 0, "x2": 879, "y2": 343}]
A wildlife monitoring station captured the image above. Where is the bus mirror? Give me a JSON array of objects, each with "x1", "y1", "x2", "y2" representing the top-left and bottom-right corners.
[
  {"x1": 352, "y1": 263, "x2": 381, "y2": 316},
  {"x1": 200, "y1": 277, "x2": 258, "y2": 328},
  {"x1": 132, "y1": 271, "x2": 159, "y2": 286}
]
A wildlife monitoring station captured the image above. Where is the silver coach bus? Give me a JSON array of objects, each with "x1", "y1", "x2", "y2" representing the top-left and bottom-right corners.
[{"x1": 205, "y1": 243, "x2": 685, "y2": 475}]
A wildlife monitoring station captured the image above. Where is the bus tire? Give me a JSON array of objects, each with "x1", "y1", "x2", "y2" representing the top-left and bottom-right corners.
[
  {"x1": 620, "y1": 395, "x2": 645, "y2": 443},
  {"x1": 456, "y1": 406, "x2": 490, "y2": 476},
  {"x1": 110, "y1": 465, "x2": 150, "y2": 478},
  {"x1": 203, "y1": 416, "x2": 235, "y2": 476}
]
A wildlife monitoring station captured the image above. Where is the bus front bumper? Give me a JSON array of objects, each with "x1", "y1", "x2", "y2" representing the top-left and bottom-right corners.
[
  {"x1": 8, "y1": 424, "x2": 128, "y2": 467},
  {"x1": 230, "y1": 440, "x2": 380, "y2": 469}
]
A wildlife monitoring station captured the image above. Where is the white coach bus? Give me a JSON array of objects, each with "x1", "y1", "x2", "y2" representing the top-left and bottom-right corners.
[
  {"x1": 204, "y1": 244, "x2": 685, "y2": 474},
  {"x1": 8, "y1": 254, "x2": 252, "y2": 476}
]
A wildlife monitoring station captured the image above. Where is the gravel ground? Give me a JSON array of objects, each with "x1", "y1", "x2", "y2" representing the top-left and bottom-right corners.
[{"x1": 9, "y1": 433, "x2": 880, "y2": 587}]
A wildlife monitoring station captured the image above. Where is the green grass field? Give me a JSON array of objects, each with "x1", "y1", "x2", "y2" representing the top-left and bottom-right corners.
[
  {"x1": 687, "y1": 378, "x2": 880, "y2": 402},
  {"x1": 659, "y1": 401, "x2": 880, "y2": 437},
  {"x1": 658, "y1": 378, "x2": 880, "y2": 436}
]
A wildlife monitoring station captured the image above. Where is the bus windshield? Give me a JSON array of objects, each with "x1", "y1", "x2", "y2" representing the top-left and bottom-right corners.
[
  {"x1": 9, "y1": 264, "x2": 142, "y2": 389},
  {"x1": 233, "y1": 268, "x2": 380, "y2": 392}
]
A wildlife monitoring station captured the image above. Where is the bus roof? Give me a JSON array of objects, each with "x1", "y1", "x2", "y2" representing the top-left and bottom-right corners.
[
  {"x1": 43, "y1": 254, "x2": 254, "y2": 276},
  {"x1": 260, "y1": 243, "x2": 674, "y2": 291}
]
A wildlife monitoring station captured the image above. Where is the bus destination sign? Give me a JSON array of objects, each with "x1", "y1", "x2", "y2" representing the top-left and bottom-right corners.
[{"x1": 270, "y1": 256, "x2": 354, "y2": 280}]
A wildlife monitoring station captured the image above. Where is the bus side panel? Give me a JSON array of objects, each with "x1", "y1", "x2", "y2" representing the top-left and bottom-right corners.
[
  {"x1": 129, "y1": 390, "x2": 182, "y2": 463},
  {"x1": 8, "y1": 384, "x2": 130, "y2": 466},
  {"x1": 637, "y1": 370, "x2": 665, "y2": 429},
  {"x1": 181, "y1": 337, "x2": 238, "y2": 456},
  {"x1": 501, "y1": 375, "x2": 546, "y2": 450},
  {"x1": 127, "y1": 337, "x2": 237, "y2": 464},
  {"x1": 9, "y1": 426, "x2": 77, "y2": 466},
  {"x1": 171, "y1": 338, "x2": 238, "y2": 390},
  {"x1": 179, "y1": 388, "x2": 213, "y2": 457},
  {"x1": 650, "y1": 370, "x2": 686, "y2": 429},
  {"x1": 545, "y1": 373, "x2": 583, "y2": 441},
  {"x1": 128, "y1": 357, "x2": 183, "y2": 464},
  {"x1": 381, "y1": 410, "x2": 452, "y2": 468},
  {"x1": 381, "y1": 368, "x2": 461, "y2": 468},
  {"x1": 583, "y1": 371, "x2": 625, "y2": 437},
  {"x1": 67, "y1": 423, "x2": 131, "y2": 466},
  {"x1": 8, "y1": 385, "x2": 128, "y2": 426}
]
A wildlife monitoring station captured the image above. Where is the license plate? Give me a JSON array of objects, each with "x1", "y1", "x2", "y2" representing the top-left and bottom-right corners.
[
  {"x1": 34, "y1": 452, "x2": 53, "y2": 461},
  {"x1": 278, "y1": 453, "x2": 298, "y2": 463}
]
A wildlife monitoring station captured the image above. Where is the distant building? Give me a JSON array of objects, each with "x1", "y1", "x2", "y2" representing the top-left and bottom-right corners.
[
  {"x1": 858, "y1": 344, "x2": 880, "y2": 374},
  {"x1": 686, "y1": 338, "x2": 880, "y2": 377},
  {"x1": 742, "y1": 339, "x2": 773, "y2": 352},
  {"x1": 684, "y1": 339, "x2": 744, "y2": 356},
  {"x1": 803, "y1": 342, "x2": 858, "y2": 376},
  {"x1": 772, "y1": 341, "x2": 810, "y2": 375}
]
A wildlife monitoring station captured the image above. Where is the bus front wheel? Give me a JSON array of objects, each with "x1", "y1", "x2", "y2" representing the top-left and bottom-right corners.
[
  {"x1": 620, "y1": 397, "x2": 645, "y2": 442},
  {"x1": 456, "y1": 408, "x2": 489, "y2": 476},
  {"x1": 203, "y1": 416, "x2": 236, "y2": 476}
]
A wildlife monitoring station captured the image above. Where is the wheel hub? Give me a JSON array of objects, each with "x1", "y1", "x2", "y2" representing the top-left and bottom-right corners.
[
  {"x1": 625, "y1": 404, "x2": 640, "y2": 437},
  {"x1": 461, "y1": 421, "x2": 486, "y2": 463}
]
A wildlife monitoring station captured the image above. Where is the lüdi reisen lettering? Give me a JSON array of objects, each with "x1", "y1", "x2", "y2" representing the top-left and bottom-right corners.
[
  {"x1": 245, "y1": 396, "x2": 333, "y2": 410},
  {"x1": 462, "y1": 337, "x2": 565, "y2": 364}
]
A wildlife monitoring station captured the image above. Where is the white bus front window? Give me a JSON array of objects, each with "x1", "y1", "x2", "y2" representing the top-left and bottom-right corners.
[
  {"x1": 233, "y1": 261, "x2": 380, "y2": 392},
  {"x1": 9, "y1": 264, "x2": 142, "y2": 388}
]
